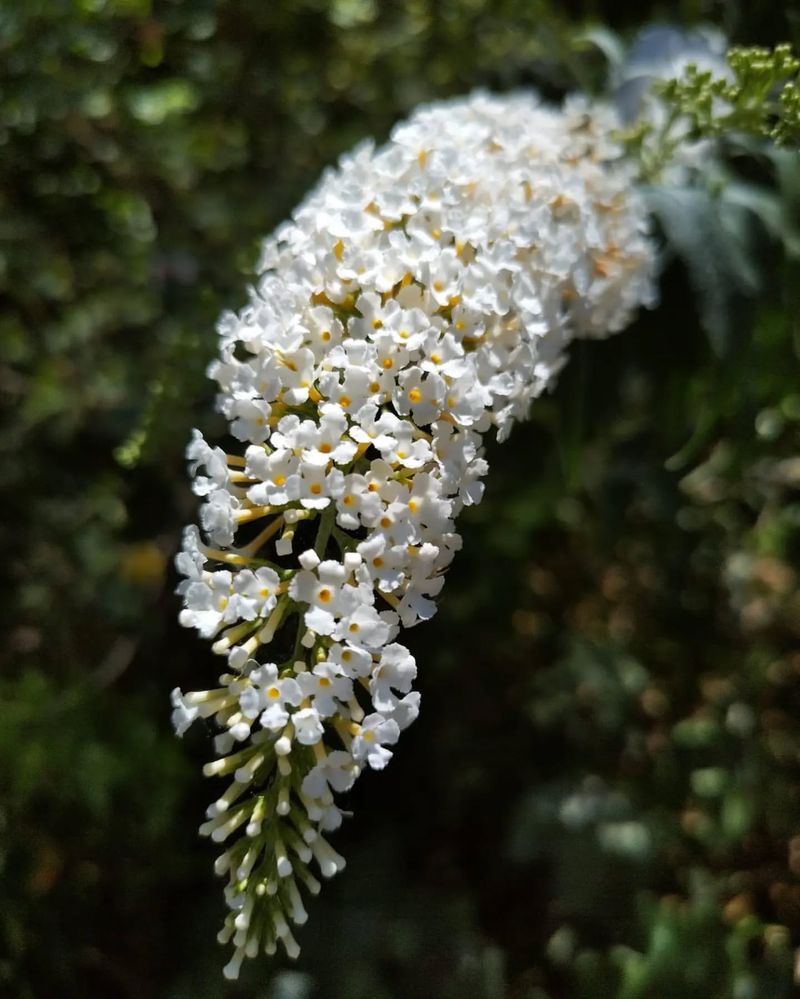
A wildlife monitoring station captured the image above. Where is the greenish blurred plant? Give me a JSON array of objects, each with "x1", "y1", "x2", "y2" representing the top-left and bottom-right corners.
[
  {"x1": 660, "y1": 43, "x2": 800, "y2": 146},
  {"x1": 622, "y1": 43, "x2": 800, "y2": 180}
]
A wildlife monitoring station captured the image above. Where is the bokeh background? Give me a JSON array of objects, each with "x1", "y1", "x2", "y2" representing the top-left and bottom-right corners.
[{"x1": 2, "y1": 2, "x2": 800, "y2": 997}]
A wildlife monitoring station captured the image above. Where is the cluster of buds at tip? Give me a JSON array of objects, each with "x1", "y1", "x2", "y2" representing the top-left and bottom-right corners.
[{"x1": 173, "y1": 89, "x2": 657, "y2": 977}]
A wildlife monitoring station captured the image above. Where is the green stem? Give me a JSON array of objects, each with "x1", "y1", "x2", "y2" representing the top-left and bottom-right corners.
[
  {"x1": 314, "y1": 503, "x2": 335, "y2": 558},
  {"x1": 331, "y1": 524, "x2": 356, "y2": 554}
]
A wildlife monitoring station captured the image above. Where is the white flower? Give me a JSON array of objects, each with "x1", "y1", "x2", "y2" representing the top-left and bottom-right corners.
[
  {"x1": 296, "y1": 463, "x2": 333, "y2": 511},
  {"x1": 293, "y1": 707, "x2": 325, "y2": 745},
  {"x1": 175, "y1": 525, "x2": 206, "y2": 592},
  {"x1": 377, "y1": 421, "x2": 432, "y2": 469},
  {"x1": 329, "y1": 472, "x2": 382, "y2": 530},
  {"x1": 302, "y1": 750, "x2": 359, "y2": 798},
  {"x1": 273, "y1": 346, "x2": 316, "y2": 405},
  {"x1": 387, "y1": 691, "x2": 421, "y2": 731},
  {"x1": 186, "y1": 430, "x2": 229, "y2": 490},
  {"x1": 171, "y1": 687, "x2": 199, "y2": 736},
  {"x1": 333, "y1": 603, "x2": 396, "y2": 650},
  {"x1": 200, "y1": 488, "x2": 239, "y2": 546},
  {"x1": 179, "y1": 570, "x2": 237, "y2": 638},
  {"x1": 318, "y1": 365, "x2": 375, "y2": 419},
  {"x1": 296, "y1": 404, "x2": 358, "y2": 467},
  {"x1": 233, "y1": 567, "x2": 281, "y2": 618},
  {"x1": 245, "y1": 449, "x2": 301, "y2": 507},
  {"x1": 305, "y1": 305, "x2": 344, "y2": 357},
  {"x1": 394, "y1": 367, "x2": 446, "y2": 426},
  {"x1": 348, "y1": 407, "x2": 401, "y2": 450},
  {"x1": 420, "y1": 330, "x2": 467, "y2": 379},
  {"x1": 369, "y1": 644, "x2": 416, "y2": 713},
  {"x1": 351, "y1": 713, "x2": 400, "y2": 770},
  {"x1": 297, "y1": 663, "x2": 353, "y2": 718},
  {"x1": 327, "y1": 642, "x2": 373, "y2": 679},
  {"x1": 229, "y1": 398, "x2": 272, "y2": 443},
  {"x1": 241, "y1": 664, "x2": 302, "y2": 731},
  {"x1": 395, "y1": 585, "x2": 439, "y2": 628},
  {"x1": 290, "y1": 561, "x2": 357, "y2": 636},
  {"x1": 357, "y1": 535, "x2": 406, "y2": 592}
]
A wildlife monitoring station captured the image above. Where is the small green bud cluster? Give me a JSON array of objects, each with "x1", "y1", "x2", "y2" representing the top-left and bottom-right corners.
[{"x1": 658, "y1": 43, "x2": 800, "y2": 147}]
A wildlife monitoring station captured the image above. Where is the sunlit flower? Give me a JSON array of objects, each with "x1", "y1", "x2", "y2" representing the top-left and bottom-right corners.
[{"x1": 173, "y1": 88, "x2": 657, "y2": 977}]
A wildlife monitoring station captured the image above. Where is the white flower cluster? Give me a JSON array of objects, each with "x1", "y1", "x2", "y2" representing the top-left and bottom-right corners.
[{"x1": 172, "y1": 90, "x2": 657, "y2": 978}]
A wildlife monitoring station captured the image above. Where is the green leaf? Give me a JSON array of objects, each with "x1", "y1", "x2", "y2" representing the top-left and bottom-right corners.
[
  {"x1": 723, "y1": 180, "x2": 800, "y2": 258},
  {"x1": 644, "y1": 185, "x2": 761, "y2": 356}
]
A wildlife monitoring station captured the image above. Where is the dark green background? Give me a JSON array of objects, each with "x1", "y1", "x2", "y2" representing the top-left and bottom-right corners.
[{"x1": 2, "y1": 2, "x2": 800, "y2": 997}]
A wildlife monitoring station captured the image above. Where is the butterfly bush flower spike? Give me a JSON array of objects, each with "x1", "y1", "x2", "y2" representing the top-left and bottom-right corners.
[{"x1": 173, "y1": 90, "x2": 658, "y2": 977}]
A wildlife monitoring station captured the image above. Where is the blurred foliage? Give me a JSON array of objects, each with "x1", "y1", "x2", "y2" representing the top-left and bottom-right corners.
[
  {"x1": 1, "y1": 1, "x2": 800, "y2": 997},
  {"x1": 658, "y1": 44, "x2": 800, "y2": 148}
]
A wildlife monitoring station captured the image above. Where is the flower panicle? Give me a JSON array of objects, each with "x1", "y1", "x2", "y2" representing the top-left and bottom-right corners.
[{"x1": 173, "y1": 89, "x2": 657, "y2": 976}]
